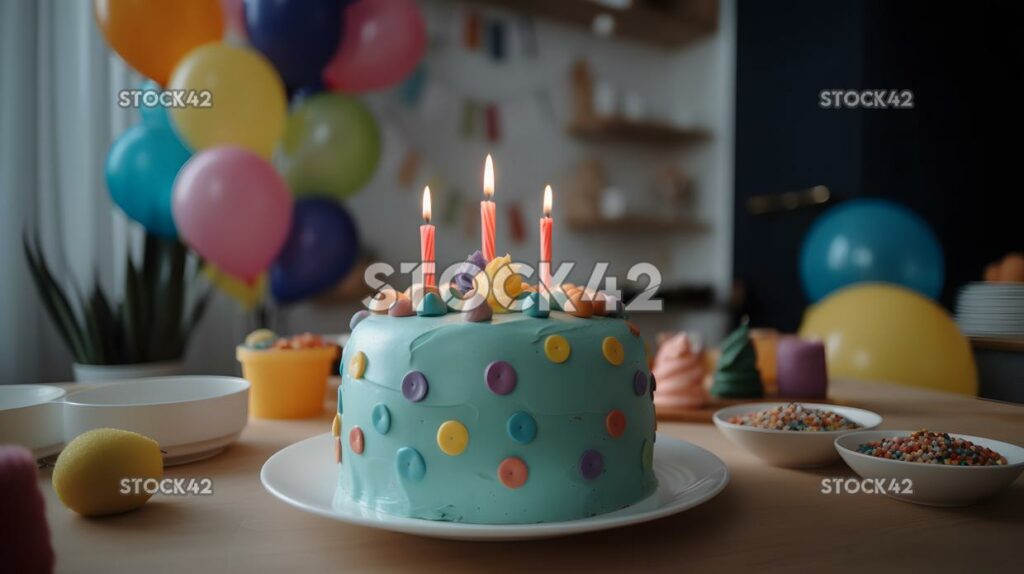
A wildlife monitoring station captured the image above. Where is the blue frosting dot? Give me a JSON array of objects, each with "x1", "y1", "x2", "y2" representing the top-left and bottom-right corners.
[
  {"x1": 372, "y1": 403, "x2": 391, "y2": 434},
  {"x1": 396, "y1": 447, "x2": 426, "y2": 481},
  {"x1": 506, "y1": 411, "x2": 537, "y2": 444}
]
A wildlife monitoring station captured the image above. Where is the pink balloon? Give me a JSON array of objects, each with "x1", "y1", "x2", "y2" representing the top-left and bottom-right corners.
[
  {"x1": 173, "y1": 147, "x2": 292, "y2": 281},
  {"x1": 323, "y1": 0, "x2": 426, "y2": 92}
]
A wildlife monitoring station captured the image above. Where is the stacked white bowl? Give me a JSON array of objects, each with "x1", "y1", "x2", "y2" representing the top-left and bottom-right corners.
[{"x1": 955, "y1": 282, "x2": 1024, "y2": 338}]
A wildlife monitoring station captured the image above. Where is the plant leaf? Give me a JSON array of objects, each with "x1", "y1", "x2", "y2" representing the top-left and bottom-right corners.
[{"x1": 23, "y1": 232, "x2": 88, "y2": 362}]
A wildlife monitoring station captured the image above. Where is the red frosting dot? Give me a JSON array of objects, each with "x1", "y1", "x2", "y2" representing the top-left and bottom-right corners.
[
  {"x1": 349, "y1": 426, "x2": 365, "y2": 454},
  {"x1": 497, "y1": 457, "x2": 529, "y2": 489},
  {"x1": 605, "y1": 409, "x2": 627, "y2": 438}
]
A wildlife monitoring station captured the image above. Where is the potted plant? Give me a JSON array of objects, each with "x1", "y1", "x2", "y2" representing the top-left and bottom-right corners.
[{"x1": 23, "y1": 231, "x2": 211, "y2": 382}]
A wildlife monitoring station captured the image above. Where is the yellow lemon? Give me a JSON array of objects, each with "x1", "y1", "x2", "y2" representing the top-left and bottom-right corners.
[{"x1": 52, "y1": 428, "x2": 163, "y2": 517}]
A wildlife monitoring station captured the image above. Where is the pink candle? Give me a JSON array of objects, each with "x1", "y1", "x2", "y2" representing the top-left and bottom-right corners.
[
  {"x1": 420, "y1": 186, "x2": 435, "y2": 288},
  {"x1": 539, "y1": 185, "x2": 553, "y2": 289},
  {"x1": 481, "y1": 155, "x2": 496, "y2": 262}
]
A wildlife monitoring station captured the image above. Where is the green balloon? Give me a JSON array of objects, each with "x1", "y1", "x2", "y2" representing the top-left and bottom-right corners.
[{"x1": 277, "y1": 93, "x2": 381, "y2": 198}]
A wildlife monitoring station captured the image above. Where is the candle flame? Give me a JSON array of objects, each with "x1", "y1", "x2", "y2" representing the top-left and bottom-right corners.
[
  {"x1": 422, "y1": 186, "x2": 432, "y2": 223},
  {"x1": 483, "y1": 154, "x2": 494, "y2": 199},
  {"x1": 543, "y1": 185, "x2": 553, "y2": 217}
]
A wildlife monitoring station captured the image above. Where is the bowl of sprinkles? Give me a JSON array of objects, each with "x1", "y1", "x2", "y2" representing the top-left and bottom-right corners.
[
  {"x1": 713, "y1": 403, "x2": 882, "y2": 468},
  {"x1": 835, "y1": 430, "x2": 1024, "y2": 506}
]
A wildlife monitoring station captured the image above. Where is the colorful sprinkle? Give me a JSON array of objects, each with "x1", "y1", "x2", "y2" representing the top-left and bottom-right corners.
[
  {"x1": 627, "y1": 322, "x2": 641, "y2": 337},
  {"x1": 856, "y1": 430, "x2": 1008, "y2": 466},
  {"x1": 506, "y1": 411, "x2": 537, "y2": 444},
  {"x1": 388, "y1": 297, "x2": 415, "y2": 317},
  {"x1": 579, "y1": 450, "x2": 604, "y2": 480},
  {"x1": 727, "y1": 403, "x2": 861, "y2": 431},
  {"x1": 605, "y1": 409, "x2": 626, "y2": 438},
  {"x1": 524, "y1": 291, "x2": 550, "y2": 318},
  {"x1": 485, "y1": 361, "x2": 517, "y2": 395},
  {"x1": 396, "y1": 447, "x2": 426, "y2": 481},
  {"x1": 349, "y1": 351, "x2": 367, "y2": 378},
  {"x1": 372, "y1": 403, "x2": 391, "y2": 434},
  {"x1": 544, "y1": 335, "x2": 571, "y2": 363},
  {"x1": 498, "y1": 457, "x2": 529, "y2": 489},
  {"x1": 602, "y1": 336, "x2": 624, "y2": 366},
  {"x1": 349, "y1": 426, "x2": 364, "y2": 454},
  {"x1": 416, "y1": 291, "x2": 447, "y2": 316},
  {"x1": 633, "y1": 370, "x2": 648, "y2": 396},
  {"x1": 437, "y1": 420, "x2": 469, "y2": 456},
  {"x1": 402, "y1": 371, "x2": 429, "y2": 402}
]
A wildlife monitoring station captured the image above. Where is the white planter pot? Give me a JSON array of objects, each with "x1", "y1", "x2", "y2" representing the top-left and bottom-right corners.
[{"x1": 72, "y1": 361, "x2": 185, "y2": 383}]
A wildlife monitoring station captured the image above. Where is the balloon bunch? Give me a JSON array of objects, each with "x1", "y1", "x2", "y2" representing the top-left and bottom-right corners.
[{"x1": 96, "y1": 0, "x2": 426, "y2": 305}]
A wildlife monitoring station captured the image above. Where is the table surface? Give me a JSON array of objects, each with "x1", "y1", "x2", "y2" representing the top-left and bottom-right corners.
[{"x1": 39, "y1": 379, "x2": 1023, "y2": 574}]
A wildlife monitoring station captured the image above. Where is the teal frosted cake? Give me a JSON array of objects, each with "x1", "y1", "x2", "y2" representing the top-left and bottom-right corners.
[{"x1": 335, "y1": 306, "x2": 658, "y2": 524}]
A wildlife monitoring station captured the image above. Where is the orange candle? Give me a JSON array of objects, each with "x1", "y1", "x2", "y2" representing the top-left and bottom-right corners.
[
  {"x1": 540, "y1": 185, "x2": 553, "y2": 289},
  {"x1": 481, "y1": 154, "x2": 496, "y2": 262},
  {"x1": 420, "y1": 186, "x2": 435, "y2": 288}
]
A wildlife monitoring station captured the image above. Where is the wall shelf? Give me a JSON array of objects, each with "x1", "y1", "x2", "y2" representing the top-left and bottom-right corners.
[
  {"x1": 568, "y1": 117, "x2": 710, "y2": 146},
  {"x1": 465, "y1": 0, "x2": 719, "y2": 50},
  {"x1": 567, "y1": 215, "x2": 710, "y2": 233}
]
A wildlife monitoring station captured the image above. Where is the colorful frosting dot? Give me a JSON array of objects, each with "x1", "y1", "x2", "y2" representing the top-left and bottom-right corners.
[
  {"x1": 633, "y1": 370, "x2": 648, "y2": 396},
  {"x1": 497, "y1": 457, "x2": 529, "y2": 489},
  {"x1": 436, "y1": 420, "x2": 469, "y2": 456},
  {"x1": 349, "y1": 351, "x2": 367, "y2": 378},
  {"x1": 579, "y1": 449, "x2": 604, "y2": 480},
  {"x1": 402, "y1": 370, "x2": 429, "y2": 402},
  {"x1": 349, "y1": 426, "x2": 365, "y2": 455},
  {"x1": 485, "y1": 360, "x2": 518, "y2": 395},
  {"x1": 396, "y1": 447, "x2": 426, "y2": 481},
  {"x1": 544, "y1": 335, "x2": 571, "y2": 363},
  {"x1": 602, "y1": 337, "x2": 624, "y2": 366},
  {"x1": 371, "y1": 403, "x2": 391, "y2": 434},
  {"x1": 605, "y1": 409, "x2": 627, "y2": 438},
  {"x1": 642, "y1": 439, "x2": 654, "y2": 472},
  {"x1": 506, "y1": 411, "x2": 537, "y2": 444},
  {"x1": 331, "y1": 414, "x2": 340, "y2": 437}
]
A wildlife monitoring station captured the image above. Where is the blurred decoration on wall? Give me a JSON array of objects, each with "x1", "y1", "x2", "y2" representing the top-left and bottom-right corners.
[
  {"x1": 243, "y1": 0, "x2": 344, "y2": 89},
  {"x1": 168, "y1": 43, "x2": 287, "y2": 158},
  {"x1": 271, "y1": 198, "x2": 360, "y2": 305},
  {"x1": 323, "y1": 0, "x2": 426, "y2": 93},
  {"x1": 276, "y1": 93, "x2": 381, "y2": 199},
  {"x1": 93, "y1": 0, "x2": 224, "y2": 85},
  {"x1": 800, "y1": 283, "x2": 977, "y2": 395},
  {"x1": 172, "y1": 147, "x2": 293, "y2": 282},
  {"x1": 800, "y1": 198, "x2": 944, "y2": 303}
]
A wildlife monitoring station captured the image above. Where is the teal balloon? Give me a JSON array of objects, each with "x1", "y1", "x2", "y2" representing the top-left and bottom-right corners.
[
  {"x1": 276, "y1": 93, "x2": 381, "y2": 199},
  {"x1": 138, "y1": 80, "x2": 170, "y2": 128},
  {"x1": 800, "y1": 198, "x2": 944, "y2": 302},
  {"x1": 106, "y1": 124, "x2": 191, "y2": 237}
]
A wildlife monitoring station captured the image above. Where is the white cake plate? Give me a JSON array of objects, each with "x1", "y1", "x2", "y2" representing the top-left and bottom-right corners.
[{"x1": 261, "y1": 433, "x2": 729, "y2": 541}]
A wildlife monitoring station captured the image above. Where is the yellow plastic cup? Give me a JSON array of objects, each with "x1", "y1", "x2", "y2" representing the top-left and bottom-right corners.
[{"x1": 236, "y1": 346, "x2": 338, "y2": 419}]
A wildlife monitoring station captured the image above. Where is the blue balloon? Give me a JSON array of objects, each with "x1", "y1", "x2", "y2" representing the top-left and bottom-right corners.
[
  {"x1": 105, "y1": 124, "x2": 191, "y2": 238},
  {"x1": 800, "y1": 199, "x2": 944, "y2": 302},
  {"x1": 138, "y1": 80, "x2": 169, "y2": 128},
  {"x1": 271, "y1": 198, "x2": 360, "y2": 304},
  {"x1": 243, "y1": 0, "x2": 343, "y2": 88}
]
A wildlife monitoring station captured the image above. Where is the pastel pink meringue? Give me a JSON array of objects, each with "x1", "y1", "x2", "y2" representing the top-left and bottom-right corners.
[{"x1": 653, "y1": 333, "x2": 708, "y2": 409}]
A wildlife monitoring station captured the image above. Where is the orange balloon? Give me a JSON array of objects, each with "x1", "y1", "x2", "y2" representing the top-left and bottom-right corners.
[{"x1": 94, "y1": 0, "x2": 224, "y2": 85}]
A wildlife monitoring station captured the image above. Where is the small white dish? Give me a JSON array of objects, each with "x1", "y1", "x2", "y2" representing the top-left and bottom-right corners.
[
  {"x1": 261, "y1": 433, "x2": 729, "y2": 541},
  {"x1": 0, "y1": 385, "x2": 67, "y2": 459},
  {"x1": 713, "y1": 402, "x2": 882, "y2": 468},
  {"x1": 63, "y1": 376, "x2": 249, "y2": 466},
  {"x1": 835, "y1": 430, "x2": 1024, "y2": 506}
]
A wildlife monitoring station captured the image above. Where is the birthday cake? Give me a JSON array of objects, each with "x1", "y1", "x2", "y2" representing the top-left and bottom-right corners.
[{"x1": 334, "y1": 301, "x2": 658, "y2": 524}]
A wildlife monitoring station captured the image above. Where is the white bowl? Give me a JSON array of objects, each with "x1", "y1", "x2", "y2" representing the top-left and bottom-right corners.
[
  {"x1": 0, "y1": 385, "x2": 67, "y2": 459},
  {"x1": 713, "y1": 402, "x2": 882, "y2": 468},
  {"x1": 835, "y1": 430, "x2": 1024, "y2": 506},
  {"x1": 63, "y1": 376, "x2": 250, "y2": 466}
]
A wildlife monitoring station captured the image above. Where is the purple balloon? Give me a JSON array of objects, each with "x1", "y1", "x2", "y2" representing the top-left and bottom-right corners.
[{"x1": 270, "y1": 197, "x2": 359, "y2": 304}]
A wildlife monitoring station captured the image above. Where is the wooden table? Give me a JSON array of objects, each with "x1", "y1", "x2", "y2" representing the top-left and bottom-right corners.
[{"x1": 38, "y1": 379, "x2": 1023, "y2": 573}]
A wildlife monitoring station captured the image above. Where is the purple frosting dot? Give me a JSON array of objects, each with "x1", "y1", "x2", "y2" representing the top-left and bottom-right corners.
[
  {"x1": 633, "y1": 370, "x2": 648, "y2": 396},
  {"x1": 485, "y1": 361, "x2": 517, "y2": 395},
  {"x1": 402, "y1": 371, "x2": 429, "y2": 402},
  {"x1": 579, "y1": 450, "x2": 604, "y2": 480}
]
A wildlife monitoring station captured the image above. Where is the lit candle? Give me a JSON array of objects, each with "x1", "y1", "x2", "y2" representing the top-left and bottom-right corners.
[
  {"x1": 420, "y1": 186, "x2": 435, "y2": 288},
  {"x1": 481, "y1": 155, "x2": 496, "y2": 262},
  {"x1": 540, "y1": 185, "x2": 553, "y2": 290}
]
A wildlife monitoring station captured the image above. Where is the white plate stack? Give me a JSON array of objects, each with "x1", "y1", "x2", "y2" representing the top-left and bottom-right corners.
[{"x1": 955, "y1": 282, "x2": 1024, "y2": 338}]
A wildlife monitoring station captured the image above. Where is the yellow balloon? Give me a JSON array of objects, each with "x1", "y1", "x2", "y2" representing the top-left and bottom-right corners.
[
  {"x1": 168, "y1": 44, "x2": 286, "y2": 158},
  {"x1": 799, "y1": 283, "x2": 977, "y2": 395},
  {"x1": 203, "y1": 265, "x2": 266, "y2": 309}
]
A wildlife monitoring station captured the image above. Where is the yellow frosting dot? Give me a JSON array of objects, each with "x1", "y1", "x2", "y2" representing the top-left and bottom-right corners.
[
  {"x1": 437, "y1": 420, "x2": 469, "y2": 456},
  {"x1": 349, "y1": 351, "x2": 367, "y2": 378},
  {"x1": 544, "y1": 335, "x2": 571, "y2": 363},
  {"x1": 331, "y1": 414, "x2": 341, "y2": 437},
  {"x1": 602, "y1": 336, "x2": 624, "y2": 366}
]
